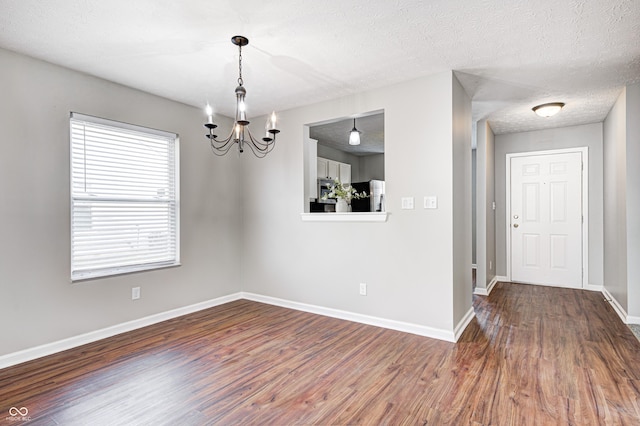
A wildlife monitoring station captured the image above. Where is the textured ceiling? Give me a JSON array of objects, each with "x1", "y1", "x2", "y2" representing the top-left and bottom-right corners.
[{"x1": 1, "y1": 0, "x2": 638, "y2": 136}]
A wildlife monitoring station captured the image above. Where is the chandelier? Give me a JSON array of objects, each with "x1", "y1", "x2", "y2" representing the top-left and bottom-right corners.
[{"x1": 204, "y1": 35, "x2": 280, "y2": 157}]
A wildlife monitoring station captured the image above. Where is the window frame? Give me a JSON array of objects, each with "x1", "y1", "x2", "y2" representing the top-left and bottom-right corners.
[{"x1": 69, "y1": 112, "x2": 180, "y2": 281}]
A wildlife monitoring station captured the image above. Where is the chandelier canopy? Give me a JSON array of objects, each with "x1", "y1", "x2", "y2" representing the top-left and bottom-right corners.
[{"x1": 204, "y1": 36, "x2": 280, "y2": 157}]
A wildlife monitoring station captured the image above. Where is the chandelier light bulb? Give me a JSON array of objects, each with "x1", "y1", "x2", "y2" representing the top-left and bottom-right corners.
[
  {"x1": 270, "y1": 111, "x2": 277, "y2": 129},
  {"x1": 265, "y1": 112, "x2": 278, "y2": 138},
  {"x1": 205, "y1": 104, "x2": 213, "y2": 124}
]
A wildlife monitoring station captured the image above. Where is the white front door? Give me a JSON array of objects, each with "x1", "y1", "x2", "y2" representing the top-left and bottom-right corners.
[{"x1": 510, "y1": 151, "x2": 583, "y2": 288}]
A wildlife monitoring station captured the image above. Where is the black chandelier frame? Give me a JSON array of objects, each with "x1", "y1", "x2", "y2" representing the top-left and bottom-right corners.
[{"x1": 204, "y1": 35, "x2": 280, "y2": 157}]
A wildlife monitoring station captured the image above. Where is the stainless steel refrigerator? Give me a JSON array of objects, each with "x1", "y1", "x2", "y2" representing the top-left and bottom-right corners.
[{"x1": 351, "y1": 180, "x2": 385, "y2": 212}]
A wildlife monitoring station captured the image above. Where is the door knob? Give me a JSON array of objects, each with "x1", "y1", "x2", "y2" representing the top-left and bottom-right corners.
[{"x1": 513, "y1": 223, "x2": 519, "y2": 228}]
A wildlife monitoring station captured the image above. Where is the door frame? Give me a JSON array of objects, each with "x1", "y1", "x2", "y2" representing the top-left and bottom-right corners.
[{"x1": 505, "y1": 147, "x2": 589, "y2": 288}]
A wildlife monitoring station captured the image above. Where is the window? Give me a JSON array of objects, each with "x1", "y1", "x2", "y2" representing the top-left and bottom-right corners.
[{"x1": 70, "y1": 113, "x2": 179, "y2": 280}]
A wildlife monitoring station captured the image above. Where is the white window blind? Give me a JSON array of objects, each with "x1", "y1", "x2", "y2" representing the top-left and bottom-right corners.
[{"x1": 70, "y1": 113, "x2": 179, "y2": 280}]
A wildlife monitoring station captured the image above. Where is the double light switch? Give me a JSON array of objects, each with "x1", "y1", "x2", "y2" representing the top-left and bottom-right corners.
[{"x1": 401, "y1": 196, "x2": 438, "y2": 209}]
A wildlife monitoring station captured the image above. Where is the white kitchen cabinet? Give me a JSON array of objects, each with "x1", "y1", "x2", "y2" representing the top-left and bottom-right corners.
[
  {"x1": 327, "y1": 161, "x2": 339, "y2": 180},
  {"x1": 306, "y1": 138, "x2": 318, "y2": 200},
  {"x1": 317, "y1": 157, "x2": 352, "y2": 183},
  {"x1": 317, "y1": 157, "x2": 329, "y2": 179}
]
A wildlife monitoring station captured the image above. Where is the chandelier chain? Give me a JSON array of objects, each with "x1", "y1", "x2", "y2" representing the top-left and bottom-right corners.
[{"x1": 237, "y1": 44, "x2": 244, "y2": 86}]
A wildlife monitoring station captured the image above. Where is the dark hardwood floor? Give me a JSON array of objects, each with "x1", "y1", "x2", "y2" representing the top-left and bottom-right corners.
[{"x1": 1, "y1": 283, "x2": 639, "y2": 425}]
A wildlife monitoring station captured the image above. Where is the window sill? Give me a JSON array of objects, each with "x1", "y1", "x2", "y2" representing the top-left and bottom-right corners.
[
  {"x1": 71, "y1": 262, "x2": 181, "y2": 282},
  {"x1": 300, "y1": 212, "x2": 388, "y2": 222}
]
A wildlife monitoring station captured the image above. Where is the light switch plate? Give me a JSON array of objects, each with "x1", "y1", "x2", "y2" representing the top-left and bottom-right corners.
[
  {"x1": 424, "y1": 196, "x2": 437, "y2": 209},
  {"x1": 401, "y1": 197, "x2": 414, "y2": 209}
]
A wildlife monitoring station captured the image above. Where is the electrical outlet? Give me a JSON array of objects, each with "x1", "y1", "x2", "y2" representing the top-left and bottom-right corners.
[
  {"x1": 359, "y1": 283, "x2": 367, "y2": 296},
  {"x1": 132, "y1": 287, "x2": 141, "y2": 300},
  {"x1": 489, "y1": 261, "x2": 493, "y2": 271}
]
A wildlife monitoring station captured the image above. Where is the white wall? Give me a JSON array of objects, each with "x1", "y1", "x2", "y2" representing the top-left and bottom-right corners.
[
  {"x1": 241, "y1": 71, "x2": 471, "y2": 336},
  {"x1": 603, "y1": 83, "x2": 640, "y2": 322},
  {"x1": 472, "y1": 149, "x2": 477, "y2": 265},
  {"x1": 603, "y1": 89, "x2": 628, "y2": 309},
  {"x1": 451, "y1": 75, "x2": 473, "y2": 324},
  {"x1": 626, "y1": 83, "x2": 640, "y2": 321},
  {"x1": 0, "y1": 48, "x2": 242, "y2": 357},
  {"x1": 475, "y1": 120, "x2": 496, "y2": 291},
  {"x1": 494, "y1": 123, "x2": 604, "y2": 287}
]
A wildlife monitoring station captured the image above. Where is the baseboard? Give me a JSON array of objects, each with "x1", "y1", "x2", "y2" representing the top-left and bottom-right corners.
[
  {"x1": 454, "y1": 307, "x2": 475, "y2": 340},
  {"x1": 473, "y1": 276, "x2": 499, "y2": 296},
  {"x1": 1, "y1": 290, "x2": 474, "y2": 370},
  {"x1": 473, "y1": 287, "x2": 488, "y2": 296},
  {"x1": 627, "y1": 315, "x2": 640, "y2": 325},
  {"x1": 584, "y1": 284, "x2": 603, "y2": 292},
  {"x1": 241, "y1": 292, "x2": 457, "y2": 343},
  {"x1": 0, "y1": 293, "x2": 243, "y2": 370},
  {"x1": 602, "y1": 287, "x2": 628, "y2": 324},
  {"x1": 487, "y1": 276, "x2": 499, "y2": 294}
]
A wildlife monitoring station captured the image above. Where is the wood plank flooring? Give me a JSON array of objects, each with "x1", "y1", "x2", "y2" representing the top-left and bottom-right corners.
[{"x1": 1, "y1": 282, "x2": 639, "y2": 425}]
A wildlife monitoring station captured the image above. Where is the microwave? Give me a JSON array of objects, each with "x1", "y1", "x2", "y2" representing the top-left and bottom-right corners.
[{"x1": 317, "y1": 179, "x2": 336, "y2": 204}]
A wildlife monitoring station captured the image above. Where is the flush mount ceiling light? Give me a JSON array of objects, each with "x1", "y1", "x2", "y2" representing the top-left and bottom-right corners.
[
  {"x1": 204, "y1": 36, "x2": 280, "y2": 157},
  {"x1": 349, "y1": 118, "x2": 361, "y2": 146},
  {"x1": 532, "y1": 102, "x2": 565, "y2": 117}
]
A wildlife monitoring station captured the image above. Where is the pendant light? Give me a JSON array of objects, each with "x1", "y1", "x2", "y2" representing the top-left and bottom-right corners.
[{"x1": 349, "y1": 118, "x2": 361, "y2": 146}]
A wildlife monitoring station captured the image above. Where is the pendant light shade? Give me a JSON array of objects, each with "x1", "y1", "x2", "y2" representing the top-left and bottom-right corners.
[{"x1": 349, "y1": 118, "x2": 361, "y2": 146}]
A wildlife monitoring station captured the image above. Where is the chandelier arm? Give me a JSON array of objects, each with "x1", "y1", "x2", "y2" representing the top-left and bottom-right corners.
[
  {"x1": 210, "y1": 141, "x2": 236, "y2": 156},
  {"x1": 242, "y1": 136, "x2": 273, "y2": 158},
  {"x1": 245, "y1": 127, "x2": 276, "y2": 153},
  {"x1": 242, "y1": 139, "x2": 268, "y2": 158},
  {"x1": 208, "y1": 127, "x2": 237, "y2": 152},
  {"x1": 211, "y1": 129, "x2": 235, "y2": 144}
]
